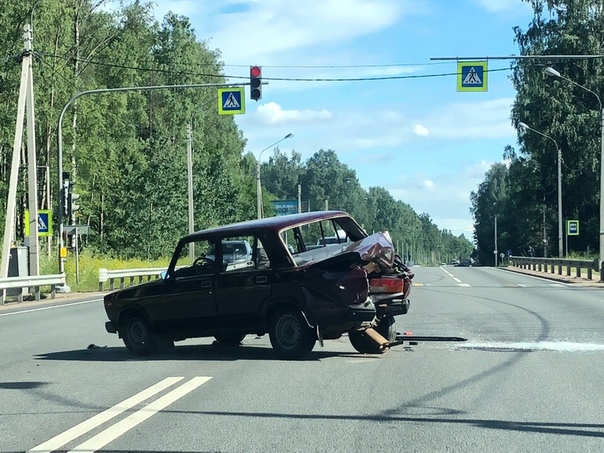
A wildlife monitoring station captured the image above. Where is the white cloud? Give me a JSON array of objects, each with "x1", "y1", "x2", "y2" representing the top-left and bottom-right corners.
[
  {"x1": 426, "y1": 98, "x2": 515, "y2": 139},
  {"x1": 255, "y1": 102, "x2": 332, "y2": 125},
  {"x1": 468, "y1": 160, "x2": 494, "y2": 179},
  {"x1": 384, "y1": 157, "x2": 508, "y2": 234},
  {"x1": 414, "y1": 124, "x2": 430, "y2": 136},
  {"x1": 153, "y1": 0, "x2": 408, "y2": 64}
]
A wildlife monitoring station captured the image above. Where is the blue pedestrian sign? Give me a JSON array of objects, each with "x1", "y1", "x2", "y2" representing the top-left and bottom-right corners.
[
  {"x1": 457, "y1": 61, "x2": 488, "y2": 92},
  {"x1": 24, "y1": 210, "x2": 53, "y2": 237},
  {"x1": 218, "y1": 87, "x2": 245, "y2": 115}
]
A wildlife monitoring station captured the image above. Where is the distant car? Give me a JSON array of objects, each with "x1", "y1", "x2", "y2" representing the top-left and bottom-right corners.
[
  {"x1": 456, "y1": 258, "x2": 471, "y2": 267},
  {"x1": 206, "y1": 240, "x2": 252, "y2": 268},
  {"x1": 104, "y1": 211, "x2": 414, "y2": 359}
]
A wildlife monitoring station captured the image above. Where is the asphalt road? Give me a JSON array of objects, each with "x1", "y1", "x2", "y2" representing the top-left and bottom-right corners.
[{"x1": 1, "y1": 266, "x2": 604, "y2": 452}]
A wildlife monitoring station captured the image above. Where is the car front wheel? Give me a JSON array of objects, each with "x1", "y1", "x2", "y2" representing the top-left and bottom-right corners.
[
  {"x1": 269, "y1": 308, "x2": 316, "y2": 359},
  {"x1": 122, "y1": 314, "x2": 157, "y2": 356}
]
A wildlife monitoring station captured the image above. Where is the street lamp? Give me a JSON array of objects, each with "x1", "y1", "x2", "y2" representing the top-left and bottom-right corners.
[
  {"x1": 256, "y1": 133, "x2": 293, "y2": 219},
  {"x1": 493, "y1": 202, "x2": 498, "y2": 266},
  {"x1": 545, "y1": 67, "x2": 604, "y2": 269},
  {"x1": 518, "y1": 121, "x2": 563, "y2": 257}
]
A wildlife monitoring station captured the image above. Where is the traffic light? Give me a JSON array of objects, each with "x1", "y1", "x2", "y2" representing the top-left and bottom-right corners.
[
  {"x1": 67, "y1": 184, "x2": 80, "y2": 224},
  {"x1": 250, "y1": 65, "x2": 262, "y2": 101},
  {"x1": 62, "y1": 180, "x2": 70, "y2": 217}
]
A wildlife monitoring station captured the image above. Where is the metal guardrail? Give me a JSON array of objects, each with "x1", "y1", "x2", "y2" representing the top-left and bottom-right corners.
[
  {"x1": 98, "y1": 267, "x2": 166, "y2": 291},
  {"x1": 0, "y1": 273, "x2": 66, "y2": 304},
  {"x1": 509, "y1": 256, "x2": 601, "y2": 281}
]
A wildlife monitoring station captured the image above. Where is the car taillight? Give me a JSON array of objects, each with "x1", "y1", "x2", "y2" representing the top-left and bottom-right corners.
[{"x1": 370, "y1": 277, "x2": 404, "y2": 293}]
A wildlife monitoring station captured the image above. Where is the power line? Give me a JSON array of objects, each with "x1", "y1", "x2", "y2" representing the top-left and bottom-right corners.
[{"x1": 34, "y1": 51, "x2": 513, "y2": 82}]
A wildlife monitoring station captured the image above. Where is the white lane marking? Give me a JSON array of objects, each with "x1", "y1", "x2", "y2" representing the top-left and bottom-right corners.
[
  {"x1": 459, "y1": 342, "x2": 604, "y2": 352},
  {"x1": 68, "y1": 376, "x2": 211, "y2": 453},
  {"x1": 28, "y1": 377, "x2": 184, "y2": 453},
  {"x1": 440, "y1": 266, "x2": 468, "y2": 286},
  {"x1": 441, "y1": 267, "x2": 455, "y2": 278},
  {"x1": 0, "y1": 299, "x2": 102, "y2": 318}
]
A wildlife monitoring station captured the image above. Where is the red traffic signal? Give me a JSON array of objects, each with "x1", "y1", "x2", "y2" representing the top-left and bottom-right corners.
[{"x1": 250, "y1": 65, "x2": 262, "y2": 101}]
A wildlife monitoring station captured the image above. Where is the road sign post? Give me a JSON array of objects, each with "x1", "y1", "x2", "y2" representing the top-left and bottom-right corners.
[{"x1": 566, "y1": 219, "x2": 579, "y2": 258}]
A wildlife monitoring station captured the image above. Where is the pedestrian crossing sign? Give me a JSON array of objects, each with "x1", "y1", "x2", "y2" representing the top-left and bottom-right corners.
[
  {"x1": 457, "y1": 61, "x2": 488, "y2": 92},
  {"x1": 218, "y1": 87, "x2": 245, "y2": 114},
  {"x1": 24, "y1": 210, "x2": 53, "y2": 237}
]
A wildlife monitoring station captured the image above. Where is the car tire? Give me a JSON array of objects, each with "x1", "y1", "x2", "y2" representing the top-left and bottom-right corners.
[
  {"x1": 214, "y1": 333, "x2": 246, "y2": 346},
  {"x1": 269, "y1": 308, "x2": 316, "y2": 359},
  {"x1": 376, "y1": 315, "x2": 397, "y2": 342},
  {"x1": 349, "y1": 316, "x2": 396, "y2": 354},
  {"x1": 348, "y1": 331, "x2": 381, "y2": 354},
  {"x1": 122, "y1": 314, "x2": 157, "y2": 356}
]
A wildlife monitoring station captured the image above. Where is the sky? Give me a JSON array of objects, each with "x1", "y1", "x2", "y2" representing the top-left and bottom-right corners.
[{"x1": 151, "y1": 0, "x2": 536, "y2": 238}]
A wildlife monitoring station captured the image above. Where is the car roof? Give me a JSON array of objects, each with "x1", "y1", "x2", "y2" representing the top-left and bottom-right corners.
[{"x1": 182, "y1": 211, "x2": 353, "y2": 241}]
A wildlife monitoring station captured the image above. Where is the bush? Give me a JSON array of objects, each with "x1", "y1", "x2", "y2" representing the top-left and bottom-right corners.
[{"x1": 40, "y1": 249, "x2": 170, "y2": 292}]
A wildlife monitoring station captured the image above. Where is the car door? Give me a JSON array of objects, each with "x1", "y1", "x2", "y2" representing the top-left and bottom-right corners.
[
  {"x1": 214, "y1": 235, "x2": 272, "y2": 331},
  {"x1": 157, "y1": 238, "x2": 219, "y2": 334}
]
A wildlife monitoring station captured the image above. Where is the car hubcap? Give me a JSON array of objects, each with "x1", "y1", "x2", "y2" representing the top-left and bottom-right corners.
[
  {"x1": 276, "y1": 314, "x2": 301, "y2": 349},
  {"x1": 129, "y1": 319, "x2": 147, "y2": 347}
]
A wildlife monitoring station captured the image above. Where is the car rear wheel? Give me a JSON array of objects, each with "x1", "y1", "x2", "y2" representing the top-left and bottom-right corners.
[
  {"x1": 349, "y1": 316, "x2": 396, "y2": 354},
  {"x1": 122, "y1": 314, "x2": 157, "y2": 356},
  {"x1": 269, "y1": 308, "x2": 316, "y2": 359},
  {"x1": 214, "y1": 333, "x2": 246, "y2": 346},
  {"x1": 376, "y1": 315, "x2": 397, "y2": 342}
]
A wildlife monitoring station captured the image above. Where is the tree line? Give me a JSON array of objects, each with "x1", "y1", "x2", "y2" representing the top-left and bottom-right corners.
[
  {"x1": 472, "y1": 0, "x2": 604, "y2": 265},
  {"x1": 0, "y1": 0, "x2": 472, "y2": 266}
]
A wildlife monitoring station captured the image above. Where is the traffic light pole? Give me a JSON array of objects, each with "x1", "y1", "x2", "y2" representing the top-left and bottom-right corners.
[{"x1": 56, "y1": 82, "x2": 247, "y2": 281}]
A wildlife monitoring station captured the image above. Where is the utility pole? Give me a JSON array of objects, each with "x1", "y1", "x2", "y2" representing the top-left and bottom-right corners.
[
  {"x1": 1, "y1": 24, "x2": 39, "y2": 281},
  {"x1": 187, "y1": 123, "x2": 195, "y2": 260}
]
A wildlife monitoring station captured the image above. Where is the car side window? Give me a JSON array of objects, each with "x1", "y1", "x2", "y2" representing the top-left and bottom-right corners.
[
  {"x1": 172, "y1": 239, "x2": 216, "y2": 278},
  {"x1": 220, "y1": 236, "x2": 255, "y2": 273}
]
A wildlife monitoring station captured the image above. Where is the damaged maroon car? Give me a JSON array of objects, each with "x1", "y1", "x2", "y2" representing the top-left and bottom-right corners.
[{"x1": 104, "y1": 211, "x2": 414, "y2": 359}]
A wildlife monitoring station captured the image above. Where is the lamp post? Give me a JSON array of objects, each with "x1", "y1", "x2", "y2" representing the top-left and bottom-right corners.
[
  {"x1": 545, "y1": 67, "x2": 604, "y2": 269},
  {"x1": 518, "y1": 121, "x2": 563, "y2": 257},
  {"x1": 256, "y1": 133, "x2": 293, "y2": 219},
  {"x1": 493, "y1": 203, "x2": 498, "y2": 266}
]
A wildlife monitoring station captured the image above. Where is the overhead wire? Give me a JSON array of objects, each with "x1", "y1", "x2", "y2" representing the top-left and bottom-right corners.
[{"x1": 31, "y1": 51, "x2": 512, "y2": 82}]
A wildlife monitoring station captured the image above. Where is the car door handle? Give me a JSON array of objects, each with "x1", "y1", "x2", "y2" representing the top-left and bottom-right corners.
[
  {"x1": 256, "y1": 276, "x2": 268, "y2": 284},
  {"x1": 201, "y1": 281, "x2": 212, "y2": 288}
]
